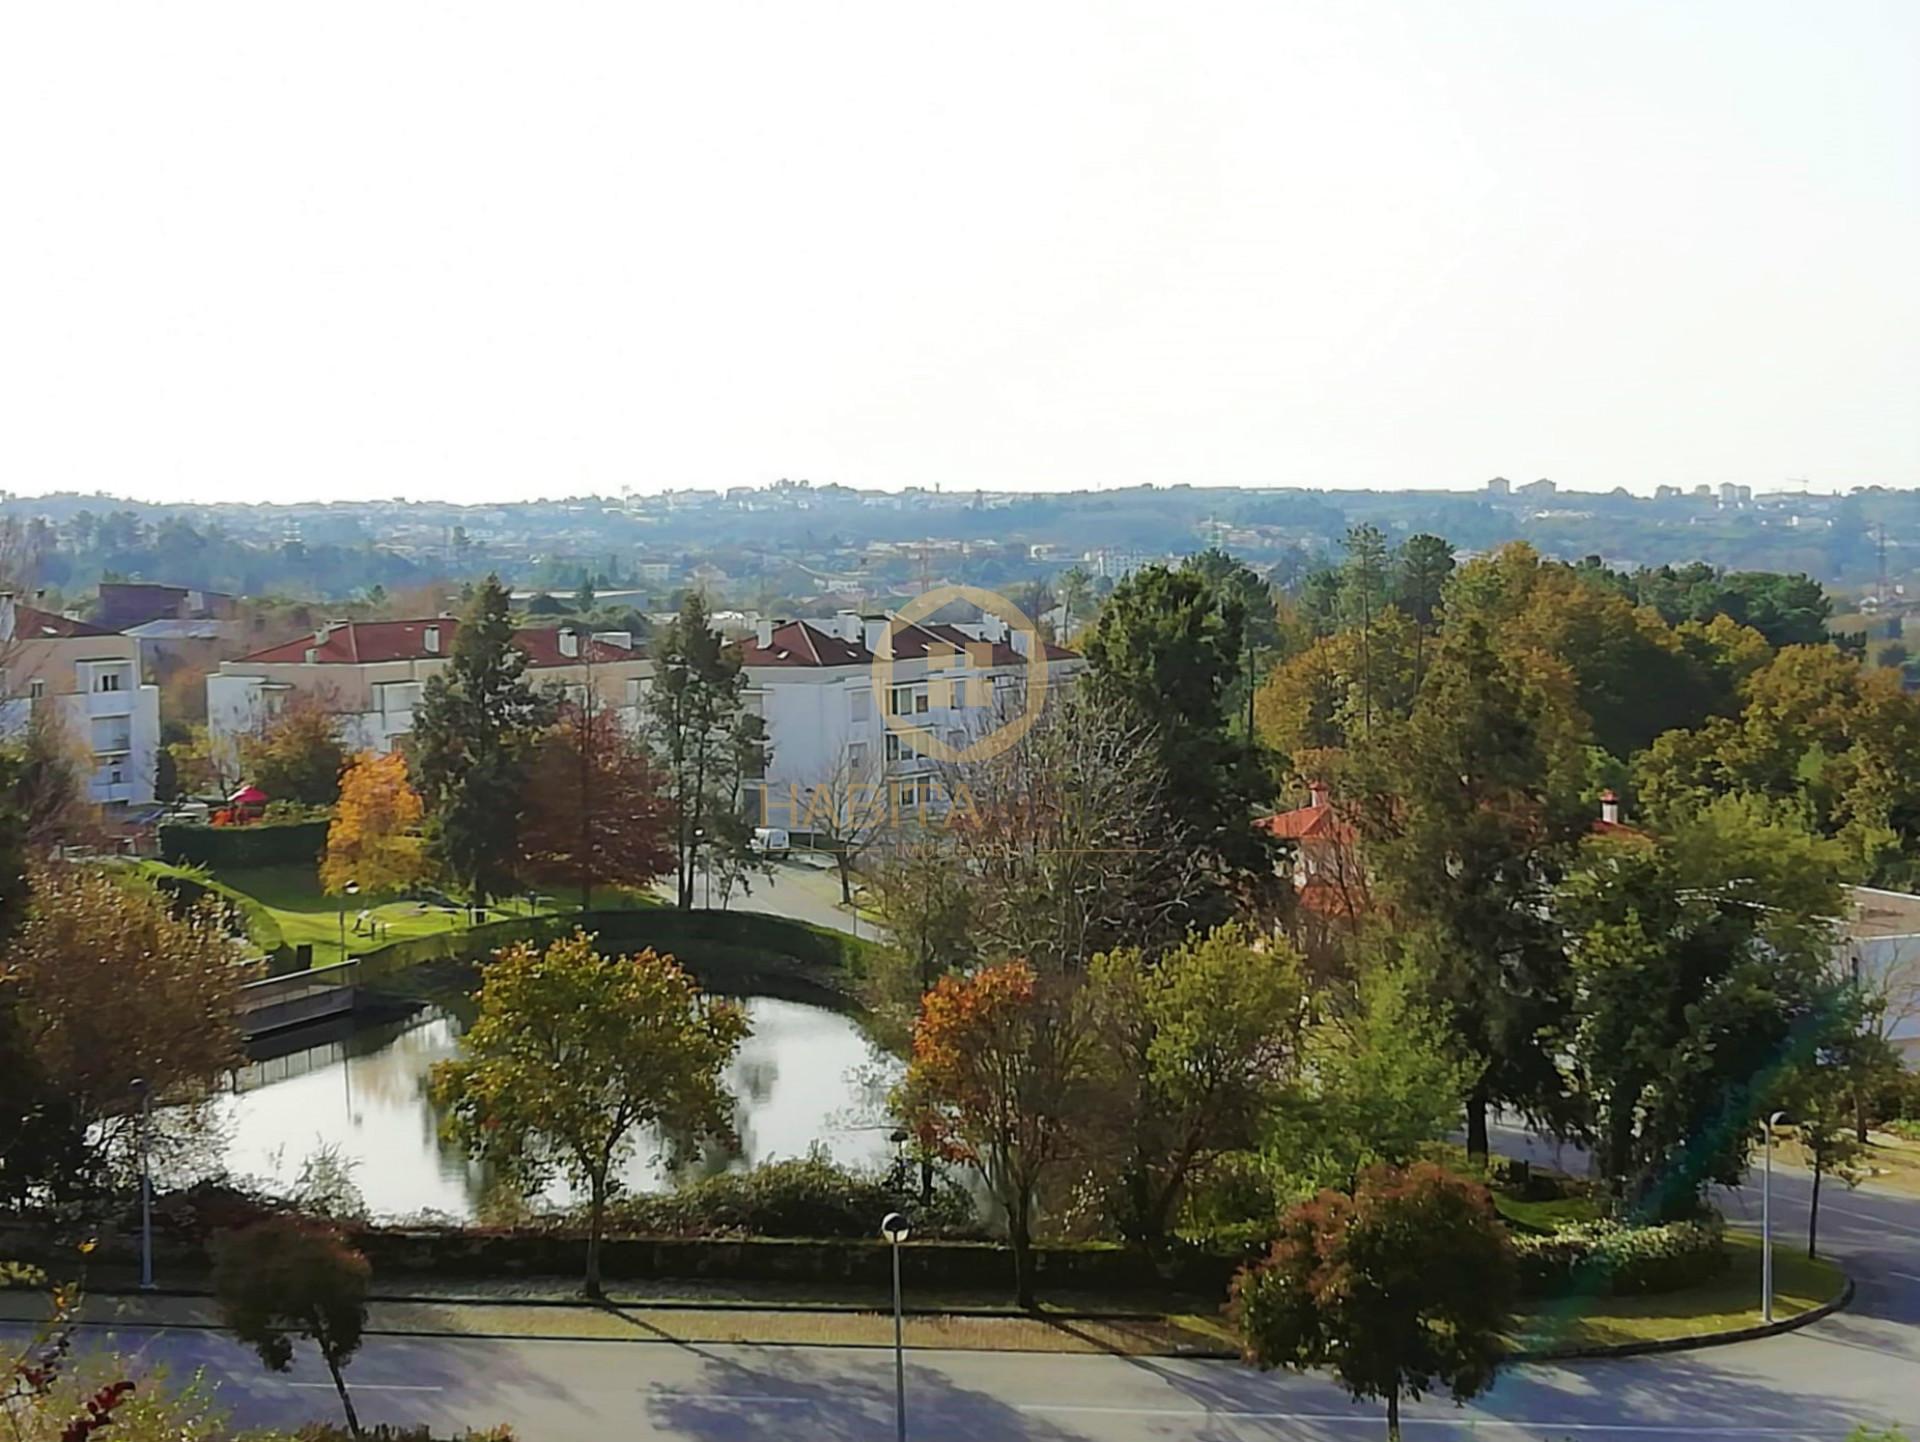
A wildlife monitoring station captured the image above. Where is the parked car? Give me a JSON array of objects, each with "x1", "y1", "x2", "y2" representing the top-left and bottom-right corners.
[{"x1": 750, "y1": 827, "x2": 791, "y2": 860}]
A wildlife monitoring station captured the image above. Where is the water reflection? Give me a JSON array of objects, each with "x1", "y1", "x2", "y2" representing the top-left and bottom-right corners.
[{"x1": 219, "y1": 997, "x2": 901, "y2": 1221}]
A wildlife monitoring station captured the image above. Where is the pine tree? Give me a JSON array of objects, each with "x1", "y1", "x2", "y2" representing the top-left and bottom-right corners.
[{"x1": 411, "y1": 576, "x2": 555, "y2": 902}]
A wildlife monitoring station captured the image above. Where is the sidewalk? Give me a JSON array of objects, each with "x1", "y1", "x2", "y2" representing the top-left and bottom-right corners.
[{"x1": 0, "y1": 1279, "x2": 1235, "y2": 1358}]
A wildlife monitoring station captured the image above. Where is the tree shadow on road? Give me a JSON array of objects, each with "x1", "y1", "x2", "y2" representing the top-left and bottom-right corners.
[{"x1": 643, "y1": 1344, "x2": 1085, "y2": 1442}]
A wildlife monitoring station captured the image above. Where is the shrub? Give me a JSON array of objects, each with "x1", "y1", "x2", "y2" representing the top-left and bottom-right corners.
[
  {"x1": 596, "y1": 1151, "x2": 981, "y2": 1240},
  {"x1": 1510, "y1": 1216, "x2": 1726, "y2": 1297},
  {"x1": 1887, "y1": 1119, "x2": 1920, "y2": 1143}
]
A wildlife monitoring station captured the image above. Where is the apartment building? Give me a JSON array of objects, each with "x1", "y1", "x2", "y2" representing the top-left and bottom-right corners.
[
  {"x1": 741, "y1": 610, "x2": 1083, "y2": 827},
  {"x1": 0, "y1": 592, "x2": 162, "y2": 809},
  {"x1": 207, "y1": 618, "x2": 651, "y2": 765}
]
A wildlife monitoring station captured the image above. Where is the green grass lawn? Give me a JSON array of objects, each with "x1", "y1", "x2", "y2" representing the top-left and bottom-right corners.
[
  {"x1": 213, "y1": 864, "x2": 589, "y2": 968},
  {"x1": 1509, "y1": 1231, "x2": 1844, "y2": 1352},
  {"x1": 1494, "y1": 1192, "x2": 1604, "y2": 1234}
]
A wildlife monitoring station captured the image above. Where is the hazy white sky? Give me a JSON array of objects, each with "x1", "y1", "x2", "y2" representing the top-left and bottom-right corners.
[{"x1": 3, "y1": 1, "x2": 1915, "y2": 503}]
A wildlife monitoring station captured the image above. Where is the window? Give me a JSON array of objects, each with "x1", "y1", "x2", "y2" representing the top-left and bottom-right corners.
[
  {"x1": 885, "y1": 730, "x2": 922, "y2": 763},
  {"x1": 95, "y1": 669, "x2": 124, "y2": 692},
  {"x1": 847, "y1": 742, "x2": 868, "y2": 771},
  {"x1": 889, "y1": 685, "x2": 913, "y2": 716},
  {"x1": 914, "y1": 688, "x2": 930, "y2": 714},
  {"x1": 897, "y1": 781, "x2": 917, "y2": 810},
  {"x1": 849, "y1": 689, "x2": 872, "y2": 722},
  {"x1": 28, "y1": 678, "x2": 45, "y2": 700}
]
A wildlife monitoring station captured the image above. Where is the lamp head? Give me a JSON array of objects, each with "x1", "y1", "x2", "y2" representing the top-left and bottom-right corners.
[{"x1": 880, "y1": 1211, "x2": 910, "y2": 1244}]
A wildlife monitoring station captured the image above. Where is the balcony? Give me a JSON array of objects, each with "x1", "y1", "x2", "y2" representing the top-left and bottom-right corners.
[{"x1": 85, "y1": 688, "x2": 134, "y2": 718}]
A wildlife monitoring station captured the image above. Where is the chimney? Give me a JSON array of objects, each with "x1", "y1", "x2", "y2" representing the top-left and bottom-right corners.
[
  {"x1": 559, "y1": 628, "x2": 580, "y2": 659},
  {"x1": 754, "y1": 619, "x2": 774, "y2": 648},
  {"x1": 1308, "y1": 779, "x2": 1330, "y2": 809},
  {"x1": 1599, "y1": 789, "x2": 1621, "y2": 825},
  {"x1": 1009, "y1": 628, "x2": 1032, "y2": 658},
  {"x1": 592, "y1": 630, "x2": 633, "y2": 651},
  {"x1": 863, "y1": 616, "x2": 890, "y2": 656},
  {"x1": 423, "y1": 625, "x2": 441, "y2": 655},
  {"x1": 834, "y1": 609, "x2": 863, "y2": 642},
  {"x1": 0, "y1": 592, "x2": 14, "y2": 645}
]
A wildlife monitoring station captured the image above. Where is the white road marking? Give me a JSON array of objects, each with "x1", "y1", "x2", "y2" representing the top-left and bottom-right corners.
[
  {"x1": 1014, "y1": 1405, "x2": 1823, "y2": 1434},
  {"x1": 1812, "y1": 1202, "x2": 1920, "y2": 1238}
]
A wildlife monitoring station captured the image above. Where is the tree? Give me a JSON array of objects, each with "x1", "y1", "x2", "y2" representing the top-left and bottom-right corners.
[
  {"x1": 411, "y1": 576, "x2": 556, "y2": 901},
  {"x1": 1776, "y1": 995, "x2": 1899, "y2": 1259},
  {"x1": 940, "y1": 688, "x2": 1219, "y2": 970},
  {"x1": 6, "y1": 863, "x2": 253, "y2": 1175},
  {"x1": 1080, "y1": 563, "x2": 1276, "y2": 890},
  {"x1": 1340, "y1": 524, "x2": 1393, "y2": 732},
  {"x1": 1088, "y1": 923, "x2": 1305, "y2": 1249},
  {"x1": 212, "y1": 1216, "x2": 371, "y2": 1437},
  {"x1": 646, "y1": 592, "x2": 769, "y2": 909},
  {"x1": 7, "y1": 708, "x2": 98, "y2": 851},
  {"x1": 518, "y1": 698, "x2": 675, "y2": 908},
  {"x1": 573, "y1": 574, "x2": 597, "y2": 615},
  {"x1": 238, "y1": 695, "x2": 347, "y2": 808},
  {"x1": 1344, "y1": 610, "x2": 1591, "y2": 1160},
  {"x1": 1391, "y1": 534, "x2": 1454, "y2": 630},
  {"x1": 795, "y1": 745, "x2": 890, "y2": 905},
  {"x1": 321, "y1": 751, "x2": 428, "y2": 898},
  {"x1": 865, "y1": 829, "x2": 977, "y2": 1037},
  {"x1": 903, "y1": 960, "x2": 1101, "y2": 1307},
  {"x1": 431, "y1": 931, "x2": 749, "y2": 1295},
  {"x1": 1057, "y1": 565, "x2": 1096, "y2": 640},
  {"x1": 1262, "y1": 954, "x2": 1472, "y2": 1200},
  {"x1": 1231, "y1": 1162, "x2": 1513, "y2": 1441},
  {"x1": 1556, "y1": 799, "x2": 1850, "y2": 1218}
]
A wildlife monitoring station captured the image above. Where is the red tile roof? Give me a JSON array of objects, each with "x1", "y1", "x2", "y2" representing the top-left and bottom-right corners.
[
  {"x1": 738, "y1": 617, "x2": 1080, "y2": 670},
  {"x1": 242, "y1": 619, "x2": 459, "y2": 664},
  {"x1": 510, "y1": 628, "x2": 636, "y2": 668},
  {"x1": 738, "y1": 620, "x2": 871, "y2": 668},
  {"x1": 1259, "y1": 802, "x2": 1346, "y2": 841},
  {"x1": 11, "y1": 605, "x2": 118, "y2": 639},
  {"x1": 240, "y1": 620, "x2": 637, "y2": 668}
]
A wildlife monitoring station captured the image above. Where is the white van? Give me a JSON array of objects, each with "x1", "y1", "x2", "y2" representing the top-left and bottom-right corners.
[{"x1": 750, "y1": 827, "x2": 791, "y2": 860}]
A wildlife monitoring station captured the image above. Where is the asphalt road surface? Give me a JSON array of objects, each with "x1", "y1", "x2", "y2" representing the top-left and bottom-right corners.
[{"x1": 14, "y1": 1139, "x2": 1918, "y2": 1441}]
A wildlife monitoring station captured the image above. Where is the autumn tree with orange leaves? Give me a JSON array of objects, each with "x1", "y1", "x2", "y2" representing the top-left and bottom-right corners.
[
  {"x1": 321, "y1": 751, "x2": 427, "y2": 898},
  {"x1": 518, "y1": 700, "x2": 676, "y2": 909},
  {"x1": 901, "y1": 960, "x2": 1101, "y2": 1307}
]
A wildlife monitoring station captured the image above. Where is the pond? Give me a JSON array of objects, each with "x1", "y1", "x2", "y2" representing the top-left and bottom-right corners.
[{"x1": 215, "y1": 995, "x2": 902, "y2": 1221}]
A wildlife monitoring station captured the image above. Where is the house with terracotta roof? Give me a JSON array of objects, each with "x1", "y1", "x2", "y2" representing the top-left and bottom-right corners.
[
  {"x1": 741, "y1": 610, "x2": 1084, "y2": 827},
  {"x1": 206, "y1": 617, "x2": 650, "y2": 766},
  {"x1": 1, "y1": 592, "x2": 162, "y2": 810},
  {"x1": 1258, "y1": 782, "x2": 1644, "y2": 921}
]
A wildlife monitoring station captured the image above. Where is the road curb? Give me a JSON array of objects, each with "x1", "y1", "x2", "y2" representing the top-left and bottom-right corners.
[{"x1": 1507, "y1": 1272, "x2": 1854, "y2": 1363}]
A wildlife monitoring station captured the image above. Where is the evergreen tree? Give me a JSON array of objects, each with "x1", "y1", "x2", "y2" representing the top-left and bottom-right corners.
[
  {"x1": 411, "y1": 575, "x2": 555, "y2": 901},
  {"x1": 646, "y1": 592, "x2": 769, "y2": 908},
  {"x1": 1081, "y1": 564, "x2": 1276, "y2": 896}
]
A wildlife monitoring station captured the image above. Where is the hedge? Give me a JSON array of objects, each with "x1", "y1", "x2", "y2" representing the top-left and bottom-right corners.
[
  {"x1": 355, "y1": 905, "x2": 881, "y2": 995},
  {"x1": 594, "y1": 1153, "x2": 981, "y2": 1241},
  {"x1": 158, "y1": 818, "x2": 331, "y2": 870},
  {"x1": 135, "y1": 860, "x2": 303, "y2": 974},
  {"x1": 1510, "y1": 1216, "x2": 1727, "y2": 1298}
]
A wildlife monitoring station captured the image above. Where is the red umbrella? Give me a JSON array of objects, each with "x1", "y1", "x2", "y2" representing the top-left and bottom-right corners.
[{"x1": 227, "y1": 784, "x2": 269, "y2": 807}]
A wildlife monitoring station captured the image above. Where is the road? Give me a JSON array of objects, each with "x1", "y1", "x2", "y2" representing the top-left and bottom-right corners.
[
  {"x1": 16, "y1": 1146, "x2": 1917, "y2": 1440},
  {"x1": 652, "y1": 856, "x2": 877, "y2": 940}
]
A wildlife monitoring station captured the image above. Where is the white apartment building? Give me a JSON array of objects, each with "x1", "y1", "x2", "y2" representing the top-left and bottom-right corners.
[
  {"x1": 0, "y1": 592, "x2": 162, "y2": 810},
  {"x1": 207, "y1": 618, "x2": 651, "y2": 767},
  {"x1": 740, "y1": 610, "x2": 1083, "y2": 829}
]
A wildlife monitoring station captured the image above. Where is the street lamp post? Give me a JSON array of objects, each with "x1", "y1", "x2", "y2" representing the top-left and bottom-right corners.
[
  {"x1": 337, "y1": 879, "x2": 359, "y2": 958},
  {"x1": 1762, "y1": 1109, "x2": 1788, "y2": 1323},
  {"x1": 881, "y1": 1211, "x2": 911, "y2": 1442},
  {"x1": 130, "y1": 1077, "x2": 154, "y2": 1290}
]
